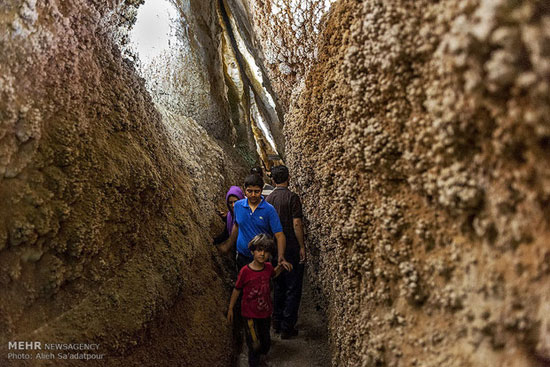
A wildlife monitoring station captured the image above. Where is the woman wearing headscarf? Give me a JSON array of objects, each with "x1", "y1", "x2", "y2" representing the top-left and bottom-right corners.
[{"x1": 214, "y1": 186, "x2": 245, "y2": 244}]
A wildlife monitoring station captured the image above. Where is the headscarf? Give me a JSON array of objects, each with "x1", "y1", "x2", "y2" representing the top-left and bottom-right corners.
[{"x1": 225, "y1": 186, "x2": 245, "y2": 234}]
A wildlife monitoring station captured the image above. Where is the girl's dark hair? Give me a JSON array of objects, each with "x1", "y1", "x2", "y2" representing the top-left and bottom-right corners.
[
  {"x1": 248, "y1": 233, "x2": 274, "y2": 252},
  {"x1": 244, "y1": 174, "x2": 264, "y2": 188}
]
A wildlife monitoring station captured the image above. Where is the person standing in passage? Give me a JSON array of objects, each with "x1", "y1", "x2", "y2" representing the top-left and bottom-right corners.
[
  {"x1": 266, "y1": 165, "x2": 306, "y2": 339},
  {"x1": 227, "y1": 234, "x2": 292, "y2": 367},
  {"x1": 219, "y1": 174, "x2": 287, "y2": 271},
  {"x1": 250, "y1": 166, "x2": 275, "y2": 196},
  {"x1": 214, "y1": 186, "x2": 245, "y2": 245}
]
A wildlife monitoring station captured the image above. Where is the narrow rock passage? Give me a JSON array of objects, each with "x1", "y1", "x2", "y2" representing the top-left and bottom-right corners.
[{"x1": 238, "y1": 276, "x2": 331, "y2": 367}]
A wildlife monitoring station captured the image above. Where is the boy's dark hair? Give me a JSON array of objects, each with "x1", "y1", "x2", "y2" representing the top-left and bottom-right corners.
[
  {"x1": 270, "y1": 165, "x2": 289, "y2": 184},
  {"x1": 248, "y1": 233, "x2": 274, "y2": 252},
  {"x1": 250, "y1": 166, "x2": 263, "y2": 176},
  {"x1": 244, "y1": 174, "x2": 264, "y2": 188}
]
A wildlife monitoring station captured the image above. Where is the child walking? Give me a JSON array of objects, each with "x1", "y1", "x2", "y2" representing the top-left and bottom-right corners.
[{"x1": 227, "y1": 234, "x2": 292, "y2": 367}]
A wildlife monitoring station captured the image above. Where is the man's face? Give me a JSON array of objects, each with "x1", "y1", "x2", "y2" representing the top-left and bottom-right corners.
[{"x1": 245, "y1": 185, "x2": 262, "y2": 205}]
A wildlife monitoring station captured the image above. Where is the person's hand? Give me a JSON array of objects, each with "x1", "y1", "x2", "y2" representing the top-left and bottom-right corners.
[
  {"x1": 217, "y1": 210, "x2": 227, "y2": 219},
  {"x1": 227, "y1": 308, "x2": 234, "y2": 323},
  {"x1": 281, "y1": 260, "x2": 293, "y2": 272},
  {"x1": 218, "y1": 241, "x2": 230, "y2": 253},
  {"x1": 278, "y1": 255, "x2": 285, "y2": 265},
  {"x1": 299, "y1": 247, "x2": 306, "y2": 264}
]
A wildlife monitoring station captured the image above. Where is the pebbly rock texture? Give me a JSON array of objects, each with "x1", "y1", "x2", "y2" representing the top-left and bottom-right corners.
[
  {"x1": 3, "y1": 0, "x2": 550, "y2": 365},
  {"x1": 237, "y1": 0, "x2": 333, "y2": 116},
  {"x1": 0, "y1": 0, "x2": 251, "y2": 366},
  {"x1": 138, "y1": 0, "x2": 234, "y2": 143},
  {"x1": 277, "y1": 0, "x2": 550, "y2": 366}
]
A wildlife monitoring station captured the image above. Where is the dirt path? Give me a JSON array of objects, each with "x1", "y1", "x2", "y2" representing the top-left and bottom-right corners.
[{"x1": 238, "y1": 276, "x2": 331, "y2": 367}]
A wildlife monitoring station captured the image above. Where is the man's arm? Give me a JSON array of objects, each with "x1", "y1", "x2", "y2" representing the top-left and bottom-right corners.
[
  {"x1": 274, "y1": 231, "x2": 286, "y2": 264},
  {"x1": 219, "y1": 223, "x2": 238, "y2": 253},
  {"x1": 227, "y1": 288, "x2": 241, "y2": 322},
  {"x1": 293, "y1": 218, "x2": 306, "y2": 263}
]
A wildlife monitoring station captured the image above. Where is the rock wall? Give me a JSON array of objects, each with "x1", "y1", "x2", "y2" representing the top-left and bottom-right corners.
[
  {"x1": 0, "y1": 0, "x2": 250, "y2": 365},
  {"x1": 220, "y1": 0, "x2": 287, "y2": 160},
  {"x1": 3, "y1": 0, "x2": 550, "y2": 365},
  {"x1": 237, "y1": 0, "x2": 333, "y2": 115},
  {"x1": 281, "y1": 0, "x2": 550, "y2": 366}
]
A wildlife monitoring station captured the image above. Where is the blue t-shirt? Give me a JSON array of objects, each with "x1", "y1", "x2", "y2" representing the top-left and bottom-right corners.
[{"x1": 234, "y1": 197, "x2": 283, "y2": 258}]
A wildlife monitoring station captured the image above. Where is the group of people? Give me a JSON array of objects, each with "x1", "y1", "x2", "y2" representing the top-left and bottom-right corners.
[{"x1": 216, "y1": 165, "x2": 305, "y2": 367}]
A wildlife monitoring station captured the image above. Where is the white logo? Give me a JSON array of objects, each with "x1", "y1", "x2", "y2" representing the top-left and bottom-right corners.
[{"x1": 259, "y1": 216, "x2": 264, "y2": 220}]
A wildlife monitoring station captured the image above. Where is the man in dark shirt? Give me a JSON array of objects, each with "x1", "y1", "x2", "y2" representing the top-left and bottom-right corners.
[{"x1": 266, "y1": 165, "x2": 306, "y2": 339}]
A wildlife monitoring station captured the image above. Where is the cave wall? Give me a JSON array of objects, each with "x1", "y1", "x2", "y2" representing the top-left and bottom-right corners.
[
  {"x1": 3, "y1": 0, "x2": 550, "y2": 365},
  {"x1": 0, "y1": 0, "x2": 248, "y2": 365},
  {"x1": 221, "y1": 0, "x2": 287, "y2": 160},
  {"x1": 237, "y1": 0, "x2": 332, "y2": 116},
  {"x1": 279, "y1": 0, "x2": 550, "y2": 366},
  {"x1": 141, "y1": 0, "x2": 234, "y2": 143}
]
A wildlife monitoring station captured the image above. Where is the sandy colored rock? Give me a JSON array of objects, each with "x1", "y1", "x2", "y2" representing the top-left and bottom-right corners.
[
  {"x1": 3, "y1": 0, "x2": 550, "y2": 365},
  {"x1": 269, "y1": 0, "x2": 550, "y2": 365},
  {"x1": 0, "y1": 0, "x2": 252, "y2": 366}
]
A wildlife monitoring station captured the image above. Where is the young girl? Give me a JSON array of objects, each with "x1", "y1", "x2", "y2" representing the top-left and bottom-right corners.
[{"x1": 227, "y1": 234, "x2": 292, "y2": 367}]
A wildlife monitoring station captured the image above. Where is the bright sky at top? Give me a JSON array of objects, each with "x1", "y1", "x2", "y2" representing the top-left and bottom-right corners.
[
  {"x1": 129, "y1": 0, "x2": 178, "y2": 64},
  {"x1": 129, "y1": 0, "x2": 337, "y2": 153},
  {"x1": 130, "y1": 0, "x2": 337, "y2": 64}
]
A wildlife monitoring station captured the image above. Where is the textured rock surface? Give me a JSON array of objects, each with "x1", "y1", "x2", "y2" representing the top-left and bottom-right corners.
[
  {"x1": 0, "y1": 0, "x2": 250, "y2": 365},
  {"x1": 220, "y1": 0, "x2": 286, "y2": 160},
  {"x1": 278, "y1": 0, "x2": 550, "y2": 366},
  {"x1": 3, "y1": 0, "x2": 550, "y2": 365},
  {"x1": 238, "y1": 0, "x2": 334, "y2": 115}
]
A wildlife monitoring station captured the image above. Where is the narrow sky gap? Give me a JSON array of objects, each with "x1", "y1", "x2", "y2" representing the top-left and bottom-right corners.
[
  {"x1": 128, "y1": 0, "x2": 318, "y2": 157},
  {"x1": 250, "y1": 88, "x2": 278, "y2": 152},
  {"x1": 229, "y1": 24, "x2": 279, "y2": 152},
  {"x1": 129, "y1": 0, "x2": 178, "y2": 65},
  {"x1": 224, "y1": 6, "x2": 280, "y2": 149}
]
